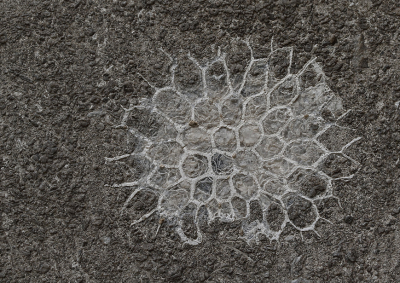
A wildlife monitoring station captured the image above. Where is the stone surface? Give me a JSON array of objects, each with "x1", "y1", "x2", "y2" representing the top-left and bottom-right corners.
[{"x1": 1, "y1": 1, "x2": 399, "y2": 282}]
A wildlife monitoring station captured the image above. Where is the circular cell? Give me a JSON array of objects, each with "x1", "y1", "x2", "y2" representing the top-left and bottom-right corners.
[
  {"x1": 214, "y1": 127, "x2": 237, "y2": 152},
  {"x1": 182, "y1": 154, "x2": 208, "y2": 178},
  {"x1": 211, "y1": 154, "x2": 233, "y2": 175}
]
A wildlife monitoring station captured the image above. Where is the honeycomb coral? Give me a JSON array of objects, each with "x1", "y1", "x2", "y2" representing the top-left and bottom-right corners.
[{"x1": 106, "y1": 40, "x2": 360, "y2": 244}]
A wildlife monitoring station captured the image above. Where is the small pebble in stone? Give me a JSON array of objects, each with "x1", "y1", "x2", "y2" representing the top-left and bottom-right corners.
[
  {"x1": 96, "y1": 122, "x2": 105, "y2": 131},
  {"x1": 120, "y1": 98, "x2": 128, "y2": 105},
  {"x1": 344, "y1": 215, "x2": 354, "y2": 224},
  {"x1": 189, "y1": 121, "x2": 198, "y2": 127},
  {"x1": 102, "y1": 236, "x2": 111, "y2": 245}
]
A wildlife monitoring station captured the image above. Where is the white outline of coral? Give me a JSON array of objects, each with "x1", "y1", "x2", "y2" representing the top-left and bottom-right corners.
[{"x1": 105, "y1": 38, "x2": 361, "y2": 245}]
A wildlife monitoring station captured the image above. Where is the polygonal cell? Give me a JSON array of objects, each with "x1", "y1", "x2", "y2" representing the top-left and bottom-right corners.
[
  {"x1": 232, "y1": 174, "x2": 258, "y2": 200},
  {"x1": 262, "y1": 157, "x2": 295, "y2": 177},
  {"x1": 182, "y1": 154, "x2": 208, "y2": 178},
  {"x1": 281, "y1": 116, "x2": 325, "y2": 141},
  {"x1": 160, "y1": 189, "x2": 190, "y2": 214},
  {"x1": 207, "y1": 198, "x2": 219, "y2": 219},
  {"x1": 227, "y1": 40, "x2": 252, "y2": 90},
  {"x1": 265, "y1": 201, "x2": 285, "y2": 231},
  {"x1": 291, "y1": 84, "x2": 332, "y2": 116},
  {"x1": 148, "y1": 141, "x2": 184, "y2": 166},
  {"x1": 154, "y1": 89, "x2": 191, "y2": 124},
  {"x1": 194, "y1": 177, "x2": 213, "y2": 202},
  {"x1": 320, "y1": 153, "x2": 358, "y2": 179},
  {"x1": 234, "y1": 150, "x2": 259, "y2": 172},
  {"x1": 284, "y1": 194, "x2": 317, "y2": 228},
  {"x1": 197, "y1": 205, "x2": 209, "y2": 228},
  {"x1": 256, "y1": 171, "x2": 274, "y2": 189},
  {"x1": 155, "y1": 115, "x2": 179, "y2": 141},
  {"x1": 213, "y1": 127, "x2": 237, "y2": 152},
  {"x1": 139, "y1": 49, "x2": 172, "y2": 88},
  {"x1": 127, "y1": 108, "x2": 164, "y2": 140},
  {"x1": 317, "y1": 125, "x2": 357, "y2": 152},
  {"x1": 205, "y1": 60, "x2": 229, "y2": 99},
  {"x1": 231, "y1": 196, "x2": 247, "y2": 218},
  {"x1": 239, "y1": 122, "x2": 262, "y2": 147},
  {"x1": 249, "y1": 200, "x2": 263, "y2": 222},
  {"x1": 219, "y1": 202, "x2": 233, "y2": 221},
  {"x1": 182, "y1": 127, "x2": 212, "y2": 152},
  {"x1": 267, "y1": 48, "x2": 292, "y2": 87},
  {"x1": 244, "y1": 93, "x2": 269, "y2": 120},
  {"x1": 241, "y1": 59, "x2": 268, "y2": 97},
  {"x1": 284, "y1": 140, "x2": 325, "y2": 166},
  {"x1": 288, "y1": 168, "x2": 328, "y2": 198},
  {"x1": 321, "y1": 96, "x2": 344, "y2": 119},
  {"x1": 150, "y1": 167, "x2": 181, "y2": 189},
  {"x1": 126, "y1": 131, "x2": 146, "y2": 154},
  {"x1": 262, "y1": 108, "x2": 292, "y2": 135},
  {"x1": 221, "y1": 96, "x2": 242, "y2": 126},
  {"x1": 126, "y1": 190, "x2": 158, "y2": 221},
  {"x1": 255, "y1": 136, "x2": 284, "y2": 159},
  {"x1": 270, "y1": 76, "x2": 297, "y2": 108},
  {"x1": 123, "y1": 155, "x2": 153, "y2": 180},
  {"x1": 297, "y1": 61, "x2": 325, "y2": 90},
  {"x1": 174, "y1": 55, "x2": 203, "y2": 101},
  {"x1": 257, "y1": 193, "x2": 273, "y2": 210},
  {"x1": 215, "y1": 178, "x2": 231, "y2": 200},
  {"x1": 180, "y1": 202, "x2": 198, "y2": 239},
  {"x1": 211, "y1": 154, "x2": 233, "y2": 175},
  {"x1": 193, "y1": 100, "x2": 220, "y2": 129},
  {"x1": 263, "y1": 179, "x2": 287, "y2": 196}
]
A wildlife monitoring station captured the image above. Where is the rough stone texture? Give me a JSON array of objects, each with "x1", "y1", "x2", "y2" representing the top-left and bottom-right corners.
[{"x1": 1, "y1": 0, "x2": 400, "y2": 282}]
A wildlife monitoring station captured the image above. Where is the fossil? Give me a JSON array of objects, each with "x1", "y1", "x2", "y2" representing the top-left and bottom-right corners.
[{"x1": 106, "y1": 39, "x2": 360, "y2": 245}]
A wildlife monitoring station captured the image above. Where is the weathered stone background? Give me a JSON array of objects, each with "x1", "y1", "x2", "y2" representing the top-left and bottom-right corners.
[{"x1": 1, "y1": 0, "x2": 400, "y2": 282}]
